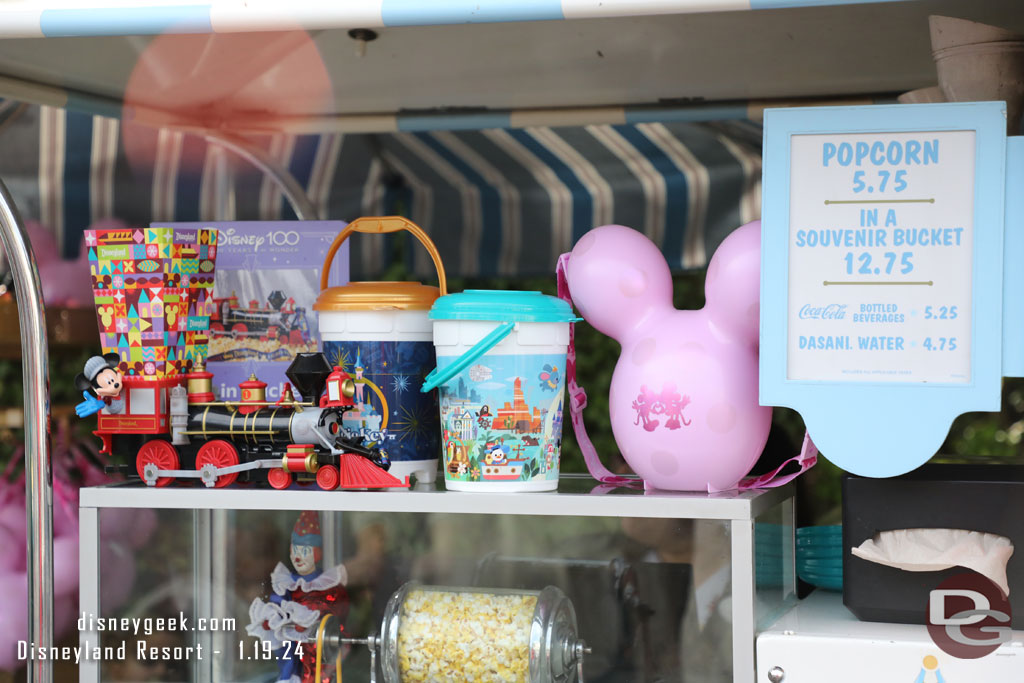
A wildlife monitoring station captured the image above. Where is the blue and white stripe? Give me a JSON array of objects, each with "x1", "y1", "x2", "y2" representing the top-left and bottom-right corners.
[
  {"x1": 0, "y1": 1, "x2": 912, "y2": 38},
  {"x1": 0, "y1": 102, "x2": 763, "y2": 279}
]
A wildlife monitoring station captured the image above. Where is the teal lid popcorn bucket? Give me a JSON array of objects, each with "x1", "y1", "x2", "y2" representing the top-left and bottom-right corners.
[{"x1": 421, "y1": 291, "x2": 579, "y2": 492}]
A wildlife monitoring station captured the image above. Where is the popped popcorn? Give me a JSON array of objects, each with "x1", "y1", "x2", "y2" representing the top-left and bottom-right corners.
[{"x1": 396, "y1": 589, "x2": 537, "y2": 683}]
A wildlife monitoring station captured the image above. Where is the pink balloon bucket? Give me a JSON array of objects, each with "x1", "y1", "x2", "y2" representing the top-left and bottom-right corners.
[{"x1": 562, "y1": 222, "x2": 772, "y2": 492}]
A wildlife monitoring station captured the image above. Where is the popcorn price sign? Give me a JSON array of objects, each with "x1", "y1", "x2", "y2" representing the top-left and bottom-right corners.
[
  {"x1": 786, "y1": 130, "x2": 975, "y2": 384},
  {"x1": 760, "y1": 102, "x2": 1016, "y2": 477}
]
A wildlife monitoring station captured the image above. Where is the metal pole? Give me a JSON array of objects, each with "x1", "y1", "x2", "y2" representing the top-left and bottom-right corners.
[
  {"x1": 0, "y1": 178, "x2": 52, "y2": 682},
  {"x1": 204, "y1": 132, "x2": 319, "y2": 221}
]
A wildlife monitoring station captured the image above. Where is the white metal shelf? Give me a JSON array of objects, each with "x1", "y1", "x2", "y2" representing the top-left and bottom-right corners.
[{"x1": 79, "y1": 474, "x2": 793, "y2": 520}]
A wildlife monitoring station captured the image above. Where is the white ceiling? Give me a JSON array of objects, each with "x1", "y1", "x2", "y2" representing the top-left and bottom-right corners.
[{"x1": 0, "y1": 0, "x2": 1021, "y2": 123}]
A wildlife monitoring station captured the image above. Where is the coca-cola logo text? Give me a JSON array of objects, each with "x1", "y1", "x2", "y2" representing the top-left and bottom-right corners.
[{"x1": 798, "y1": 304, "x2": 847, "y2": 320}]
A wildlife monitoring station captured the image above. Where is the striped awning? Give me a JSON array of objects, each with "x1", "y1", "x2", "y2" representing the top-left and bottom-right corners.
[{"x1": 0, "y1": 102, "x2": 762, "y2": 278}]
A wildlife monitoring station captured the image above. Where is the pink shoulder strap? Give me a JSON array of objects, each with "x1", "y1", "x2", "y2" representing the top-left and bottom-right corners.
[
  {"x1": 556, "y1": 252, "x2": 816, "y2": 491},
  {"x1": 557, "y1": 253, "x2": 636, "y2": 486}
]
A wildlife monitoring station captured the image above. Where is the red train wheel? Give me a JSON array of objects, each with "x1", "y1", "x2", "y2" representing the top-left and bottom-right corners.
[
  {"x1": 267, "y1": 469, "x2": 292, "y2": 490},
  {"x1": 231, "y1": 323, "x2": 248, "y2": 338},
  {"x1": 316, "y1": 465, "x2": 339, "y2": 491},
  {"x1": 136, "y1": 440, "x2": 179, "y2": 487},
  {"x1": 195, "y1": 440, "x2": 240, "y2": 488},
  {"x1": 210, "y1": 322, "x2": 224, "y2": 332}
]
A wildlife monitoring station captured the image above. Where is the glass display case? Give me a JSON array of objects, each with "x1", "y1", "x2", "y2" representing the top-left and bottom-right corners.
[{"x1": 78, "y1": 475, "x2": 795, "y2": 683}]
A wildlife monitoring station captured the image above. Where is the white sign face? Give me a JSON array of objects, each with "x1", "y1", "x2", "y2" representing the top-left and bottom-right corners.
[{"x1": 786, "y1": 131, "x2": 976, "y2": 383}]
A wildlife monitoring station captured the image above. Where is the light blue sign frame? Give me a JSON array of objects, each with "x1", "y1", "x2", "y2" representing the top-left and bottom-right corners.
[{"x1": 761, "y1": 102, "x2": 1007, "y2": 477}]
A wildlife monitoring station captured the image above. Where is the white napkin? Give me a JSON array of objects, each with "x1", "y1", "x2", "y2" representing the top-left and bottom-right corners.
[{"x1": 851, "y1": 528, "x2": 1014, "y2": 595}]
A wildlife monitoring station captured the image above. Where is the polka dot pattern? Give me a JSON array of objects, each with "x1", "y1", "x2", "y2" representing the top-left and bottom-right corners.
[
  {"x1": 631, "y1": 338, "x2": 657, "y2": 366},
  {"x1": 651, "y1": 450, "x2": 679, "y2": 476},
  {"x1": 707, "y1": 402, "x2": 737, "y2": 434},
  {"x1": 618, "y1": 267, "x2": 648, "y2": 298},
  {"x1": 574, "y1": 230, "x2": 597, "y2": 256}
]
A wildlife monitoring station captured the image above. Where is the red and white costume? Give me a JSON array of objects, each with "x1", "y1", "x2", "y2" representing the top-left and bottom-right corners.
[{"x1": 246, "y1": 511, "x2": 349, "y2": 683}]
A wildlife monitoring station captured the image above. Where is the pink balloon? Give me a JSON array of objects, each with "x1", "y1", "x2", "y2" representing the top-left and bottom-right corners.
[
  {"x1": 52, "y1": 536, "x2": 79, "y2": 597},
  {"x1": 0, "y1": 573, "x2": 27, "y2": 671},
  {"x1": 26, "y1": 221, "x2": 95, "y2": 308},
  {"x1": 0, "y1": 506, "x2": 26, "y2": 572},
  {"x1": 52, "y1": 495, "x2": 79, "y2": 540},
  {"x1": 129, "y1": 508, "x2": 158, "y2": 549},
  {"x1": 98, "y1": 541, "x2": 136, "y2": 613},
  {"x1": 80, "y1": 462, "x2": 112, "y2": 488},
  {"x1": 54, "y1": 592, "x2": 77, "y2": 641},
  {"x1": 0, "y1": 525, "x2": 22, "y2": 573},
  {"x1": 0, "y1": 503, "x2": 26, "y2": 538},
  {"x1": 566, "y1": 222, "x2": 772, "y2": 491},
  {"x1": 99, "y1": 508, "x2": 134, "y2": 537}
]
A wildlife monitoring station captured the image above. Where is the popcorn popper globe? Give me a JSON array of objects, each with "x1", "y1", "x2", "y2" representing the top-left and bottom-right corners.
[{"x1": 309, "y1": 583, "x2": 590, "y2": 683}]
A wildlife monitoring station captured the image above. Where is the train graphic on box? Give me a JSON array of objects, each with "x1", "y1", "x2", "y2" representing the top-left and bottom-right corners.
[
  {"x1": 87, "y1": 352, "x2": 408, "y2": 490},
  {"x1": 81, "y1": 224, "x2": 405, "y2": 490},
  {"x1": 209, "y1": 290, "x2": 311, "y2": 347}
]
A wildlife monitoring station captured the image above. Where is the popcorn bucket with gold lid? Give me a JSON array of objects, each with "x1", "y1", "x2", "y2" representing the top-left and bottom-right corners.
[
  {"x1": 85, "y1": 225, "x2": 217, "y2": 379},
  {"x1": 314, "y1": 216, "x2": 446, "y2": 484}
]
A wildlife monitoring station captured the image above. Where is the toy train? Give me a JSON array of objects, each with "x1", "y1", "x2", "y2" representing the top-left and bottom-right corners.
[
  {"x1": 209, "y1": 290, "x2": 310, "y2": 346},
  {"x1": 93, "y1": 353, "x2": 408, "y2": 490}
]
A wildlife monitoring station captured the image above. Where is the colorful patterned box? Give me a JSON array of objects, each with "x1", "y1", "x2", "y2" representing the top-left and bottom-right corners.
[
  {"x1": 85, "y1": 226, "x2": 218, "y2": 379},
  {"x1": 154, "y1": 221, "x2": 348, "y2": 403}
]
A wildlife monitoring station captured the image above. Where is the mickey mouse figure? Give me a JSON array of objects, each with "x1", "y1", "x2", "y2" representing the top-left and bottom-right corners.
[{"x1": 74, "y1": 353, "x2": 126, "y2": 418}]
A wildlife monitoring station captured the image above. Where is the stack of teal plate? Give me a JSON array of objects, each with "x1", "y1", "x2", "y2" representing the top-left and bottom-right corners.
[
  {"x1": 754, "y1": 523, "x2": 786, "y2": 588},
  {"x1": 796, "y1": 525, "x2": 843, "y2": 590}
]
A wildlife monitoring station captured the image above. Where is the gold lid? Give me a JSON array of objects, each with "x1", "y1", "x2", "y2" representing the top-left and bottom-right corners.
[{"x1": 314, "y1": 281, "x2": 441, "y2": 312}]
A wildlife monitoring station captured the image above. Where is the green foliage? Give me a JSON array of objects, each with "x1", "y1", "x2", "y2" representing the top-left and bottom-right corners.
[
  {"x1": 518, "y1": 458, "x2": 541, "y2": 480},
  {"x1": 941, "y1": 379, "x2": 1024, "y2": 459},
  {"x1": 467, "y1": 456, "x2": 482, "y2": 482},
  {"x1": 0, "y1": 347, "x2": 98, "y2": 465}
]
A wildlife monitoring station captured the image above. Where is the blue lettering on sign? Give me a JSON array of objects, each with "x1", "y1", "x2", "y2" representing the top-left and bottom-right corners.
[
  {"x1": 823, "y1": 139, "x2": 939, "y2": 167},
  {"x1": 799, "y1": 335, "x2": 851, "y2": 350},
  {"x1": 857, "y1": 336, "x2": 906, "y2": 351},
  {"x1": 892, "y1": 227, "x2": 964, "y2": 246}
]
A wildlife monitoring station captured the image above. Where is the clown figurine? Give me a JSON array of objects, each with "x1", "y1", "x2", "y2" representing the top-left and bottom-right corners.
[{"x1": 246, "y1": 511, "x2": 349, "y2": 683}]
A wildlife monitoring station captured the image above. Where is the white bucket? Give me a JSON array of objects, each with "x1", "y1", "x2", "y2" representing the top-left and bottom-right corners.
[
  {"x1": 318, "y1": 308, "x2": 440, "y2": 483},
  {"x1": 422, "y1": 290, "x2": 578, "y2": 492},
  {"x1": 315, "y1": 217, "x2": 447, "y2": 484}
]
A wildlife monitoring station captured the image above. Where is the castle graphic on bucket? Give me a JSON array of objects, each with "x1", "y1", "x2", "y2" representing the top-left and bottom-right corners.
[
  {"x1": 316, "y1": 217, "x2": 447, "y2": 484},
  {"x1": 422, "y1": 289, "x2": 578, "y2": 492},
  {"x1": 321, "y1": 342, "x2": 439, "y2": 465},
  {"x1": 438, "y1": 354, "x2": 565, "y2": 486}
]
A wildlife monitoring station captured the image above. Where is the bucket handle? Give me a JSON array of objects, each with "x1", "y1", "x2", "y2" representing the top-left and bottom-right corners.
[
  {"x1": 420, "y1": 322, "x2": 515, "y2": 393},
  {"x1": 320, "y1": 216, "x2": 448, "y2": 295}
]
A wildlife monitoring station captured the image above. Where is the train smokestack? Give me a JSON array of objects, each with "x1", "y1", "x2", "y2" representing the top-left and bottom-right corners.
[{"x1": 286, "y1": 353, "x2": 333, "y2": 403}]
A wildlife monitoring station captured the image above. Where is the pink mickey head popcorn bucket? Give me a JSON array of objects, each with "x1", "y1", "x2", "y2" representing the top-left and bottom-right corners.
[{"x1": 561, "y1": 222, "x2": 816, "y2": 492}]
